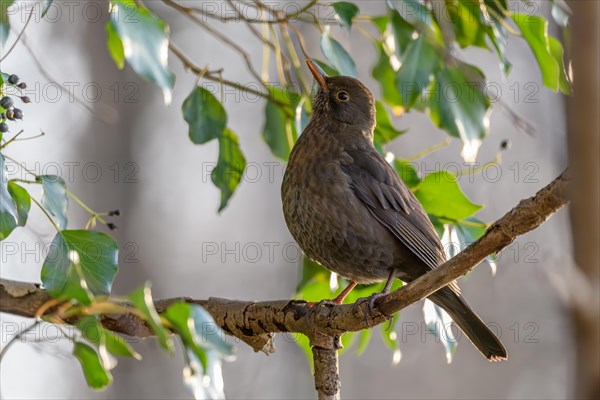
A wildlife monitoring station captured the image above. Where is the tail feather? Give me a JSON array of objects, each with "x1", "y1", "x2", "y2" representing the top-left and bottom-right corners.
[{"x1": 430, "y1": 288, "x2": 507, "y2": 361}]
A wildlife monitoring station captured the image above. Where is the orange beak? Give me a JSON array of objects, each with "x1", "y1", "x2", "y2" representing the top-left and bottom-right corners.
[{"x1": 306, "y1": 58, "x2": 328, "y2": 92}]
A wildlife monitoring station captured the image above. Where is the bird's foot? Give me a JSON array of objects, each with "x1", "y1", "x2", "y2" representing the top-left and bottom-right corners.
[
  {"x1": 354, "y1": 292, "x2": 391, "y2": 328},
  {"x1": 304, "y1": 299, "x2": 342, "y2": 324}
]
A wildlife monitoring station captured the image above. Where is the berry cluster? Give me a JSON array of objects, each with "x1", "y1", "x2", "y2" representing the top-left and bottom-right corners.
[{"x1": 0, "y1": 74, "x2": 30, "y2": 135}]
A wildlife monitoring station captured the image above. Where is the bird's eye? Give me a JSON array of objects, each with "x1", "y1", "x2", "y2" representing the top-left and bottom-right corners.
[{"x1": 337, "y1": 91, "x2": 350, "y2": 102}]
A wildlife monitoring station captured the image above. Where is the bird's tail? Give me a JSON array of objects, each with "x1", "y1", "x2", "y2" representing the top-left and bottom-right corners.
[{"x1": 429, "y1": 287, "x2": 507, "y2": 361}]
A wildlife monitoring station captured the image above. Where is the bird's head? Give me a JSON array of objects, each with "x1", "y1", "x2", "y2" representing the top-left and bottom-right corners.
[{"x1": 306, "y1": 58, "x2": 376, "y2": 137}]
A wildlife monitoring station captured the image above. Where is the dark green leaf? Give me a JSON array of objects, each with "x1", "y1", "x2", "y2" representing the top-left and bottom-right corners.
[
  {"x1": 393, "y1": 159, "x2": 420, "y2": 189},
  {"x1": 374, "y1": 101, "x2": 405, "y2": 145},
  {"x1": 548, "y1": 37, "x2": 572, "y2": 95},
  {"x1": 415, "y1": 171, "x2": 482, "y2": 221},
  {"x1": 0, "y1": 0, "x2": 14, "y2": 46},
  {"x1": 372, "y1": 43, "x2": 403, "y2": 107},
  {"x1": 512, "y1": 14, "x2": 559, "y2": 91},
  {"x1": 311, "y1": 59, "x2": 340, "y2": 76},
  {"x1": 182, "y1": 86, "x2": 227, "y2": 145},
  {"x1": 486, "y1": 21, "x2": 511, "y2": 76},
  {"x1": 262, "y1": 86, "x2": 300, "y2": 160},
  {"x1": 395, "y1": 36, "x2": 440, "y2": 109},
  {"x1": 211, "y1": 129, "x2": 246, "y2": 212},
  {"x1": 7, "y1": 181, "x2": 30, "y2": 226},
  {"x1": 78, "y1": 316, "x2": 142, "y2": 360},
  {"x1": 320, "y1": 31, "x2": 357, "y2": 76},
  {"x1": 332, "y1": 2, "x2": 359, "y2": 32},
  {"x1": 390, "y1": 9, "x2": 416, "y2": 60},
  {"x1": 453, "y1": 218, "x2": 496, "y2": 274},
  {"x1": 0, "y1": 153, "x2": 18, "y2": 240},
  {"x1": 73, "y1": 342, "x2": 113, "y2": 390},
  {"x1": 129, "y1": 283, "x2": 174, "y2": 353},
  {"x1": 41, "y1": 230, "x2": 118, "y2": 298},
  {"x1": 109, "y1": 0, "x2": 175, "y2": 103},
  {"x1": 105, "y1": 21, "x2": 125, "y2": 70},
  {"x1": 428, "y1": 62, "x2": 490, "y2": 161},
  {"x1": 62, "y1": 265, "x2": 95, "y2": 306},
  {"x1": 40, "y1": 175, "x2": 68, "y2": 230}
]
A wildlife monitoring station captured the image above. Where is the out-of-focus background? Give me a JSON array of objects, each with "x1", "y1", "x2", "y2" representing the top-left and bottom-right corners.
[{"x1": 1, "y1": 1, "x2": 576, "y2": 398}]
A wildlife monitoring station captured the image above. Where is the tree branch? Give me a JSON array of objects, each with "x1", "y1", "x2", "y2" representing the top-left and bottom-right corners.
[{"x1": 0, "y1": 170, "x2": 570, "y2": 354}]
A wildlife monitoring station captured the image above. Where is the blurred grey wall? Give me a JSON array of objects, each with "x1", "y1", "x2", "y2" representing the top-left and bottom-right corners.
[{"x1": 1, "y1": 1, "x2": 574, "y2": 399}]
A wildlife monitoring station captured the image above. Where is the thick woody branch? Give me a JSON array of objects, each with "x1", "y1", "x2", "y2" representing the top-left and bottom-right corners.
[{"x1": 0, "y1": 170, "x2": 570, "y2": 353}]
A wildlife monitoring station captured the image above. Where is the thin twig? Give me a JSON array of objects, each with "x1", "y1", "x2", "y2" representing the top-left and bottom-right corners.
[{"x1": 0, "y1": 5, "x2": 35, "y2": 62}]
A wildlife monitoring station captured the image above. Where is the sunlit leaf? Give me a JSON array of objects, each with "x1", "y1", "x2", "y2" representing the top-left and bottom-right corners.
[
  {"x1": 41, "y1": 230, "x2": 119, "y2": 298},
  {"x1": 415, "y1": 171, "x2": 482, "y2": 221},
  {"x1": 105, "y1": 21, "x2": 125, "y2": 69},
  {"x1": 40, "y1": 175, "x2": 68, "y2": 230},
  {"x1": 446, "y1": 0, "x2": 487, "y2": 48},
  {"x1": 129, "y1": 283, "x2": 174, "y2": 353},
  {"x1": 73, "y1": 342, "x2": 113, "y2": 390},
  {"x1": 423, "y1": 299, "x2": 457, "y2": 363},
  {"x1": 395, "y1": 36, "x2": 440, "y2": 109},
  {"x1": 372, "y1": 43, "x2": 403, "y2": 107},
  {"x1": 262, "y1": 86, "x2": 301, "y2": 160},
  {"x1": 7, "y1": 181, "x2": 30, "y2": 226},
  {"x1": 512, "y1": 14, "x2": 559, "y2": 91},
  {"x1": 78, "y1": 316, "x2": 142, "y2": 360},
  {"x1": 108, "y1": 0, "x2": 175, "y2": 103},
  {"x1": 183, "y1": 348, "x2": 225, "y2": 400},
  {"x1": 320, "y1": 31, "x2": 357, "y2": 77},
  {"x1": 548, "y1": 37, "x2": 572, "y2": 95}
]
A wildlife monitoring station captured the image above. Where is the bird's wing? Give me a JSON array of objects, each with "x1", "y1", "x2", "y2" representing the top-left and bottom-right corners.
[{"x1": 342, "y1": 148, "x2": 449, "y2": 276}]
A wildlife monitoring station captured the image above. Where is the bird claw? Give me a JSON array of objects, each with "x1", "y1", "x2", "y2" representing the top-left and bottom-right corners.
[
  {"x1": 304, "y1": 299, "x2": 339, "y2": 324},
  {"x1": 354, "y1": 293, "x2": 391, "y2": 328}
]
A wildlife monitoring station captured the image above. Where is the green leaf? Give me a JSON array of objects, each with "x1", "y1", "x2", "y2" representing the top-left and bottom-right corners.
[
  {"x1": 129, "y1": 283, "x2": 174, "y2": 353},
  {"x1": 548, "y1": 37, "x2": 572, "y2": 95},
  {"x1": 211, "y1": 129, "x2": 246, "y2": 212},
  {"x1": 311, "y1": 59, "x2": 340, "y2": 76},
  {"x1": 163, "y1": 302, "x2": 233, "y2": 372},
  {"x1": 371, "y1": 15, "x2": 389, "y2": 34},
  {"x1": 320, "y1": 31, "x2": 357, "y2": 77},
  {"x1": 390, "y1": 9, "x2": 416, "y2": 60},
  {"x1": 105, "y1": 21, "x2": 125, "y2": 69},
  {"x1": 551, "y1": 1, "x2": 570, "y2": 28},
  {"x1": 78, "y1": 316, "x2": 142, "y2": 360},
  {"x1": 0, "y1": 0, "x2": 14, "y2": 46},
  {"x1": 262, "y1": 86, "x2": 300, "y2": 160},
  {"x1": 40, "y1": 175, "x2": 68, "y2": 230},
  {"x1": 296, "y1": 256, "x2": 327, "y2": 293},
  {"x1": 512, "y1": 14, "x2": 559, "y2": 91},
  {"x1": 393, "y1": 159, "x2": 420, "y2": 189},
  {"x1": 415, "y1": 171, "x2": 482, "y2": 221},
  {"x1": 73, "y1": 342, "x2": 113, "y2": 390},
  {"x1": 428, "y1": 62, "x2": 490, "y2": 161},
  {"x1": 332, "y1": 2, "x2": 359, "y2": 32},
  {"x1": 355, "y1": 329, "x2": 372, "y2": 355},
  {"x1": 452, "y1": 218, "x2": 496, "y2": 274},
  {"x1": 41, "y1": 230, "x2": 119, "y2": 298},
  {"x1": 108, "y1": 0, "x2": 175, "y2": 103},
  {"x1": 182, "y1": 86, "x2": 227, "y2": 145},
  {"x1": 446, "y1": 0, "x2": 487, "y2": 48},
  {"x1": 372, "y1": 43, "x2": 403, "y2": 107},
  {"x1": 0, "y1": 153, "x2": 18, "y2": 240},
  {"x1": 294, "y1": 333, "x2": 313, "y2": 366},
  {"x1": 42, "y1": 0, "x2": 54, "y2": 17},
  {"x1": 486, "y1": 21, "x2": 511, "y2": 76},
  {"x1": 7, "y1": 181, "x2": 30, "y2": 226},
  {"x1": 380, "y1": 313, "x2": 402, "y2": 364},
  {"x1": 395, "y1": 36, "x2": 440, "y2": 109},
  {"x1": 374, "y1": 101, "x2": 405, "y2": 145}
]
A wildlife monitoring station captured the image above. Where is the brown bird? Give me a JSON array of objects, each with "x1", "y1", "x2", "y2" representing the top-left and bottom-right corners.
[{"x1": 281, "y1": 59, "x2": 507, "y2": 361}]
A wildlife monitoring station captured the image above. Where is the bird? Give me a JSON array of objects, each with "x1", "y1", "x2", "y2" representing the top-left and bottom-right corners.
[{"x1": 281, "y1": 58, "x2": 507, "y2": 361}]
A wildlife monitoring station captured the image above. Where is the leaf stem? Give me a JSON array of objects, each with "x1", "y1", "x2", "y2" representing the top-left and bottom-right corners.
[{"x1": 404, "y1": 137, "x2": 452, "y2": 161}]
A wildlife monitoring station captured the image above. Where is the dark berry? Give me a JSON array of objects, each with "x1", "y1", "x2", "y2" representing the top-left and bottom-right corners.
[
  {"x1": 500, "y1": 140, "x2": 511, "y2": 150},
  {"x1": 0, "y1": 96, "x2": 13, "y2": 109},
  {"x1": 21, "y1": 96, "x2": 31, "y2": 103},
  {"x1": 0, "y1": 123, "x2": 8, "y2": 133},
  {"x1": 0, "y1": 113, "x2": 5, "y2": 120},
  {"x1": 107, "y1": 223, "x2": 118, "y2": 230},
  {"x1": 17, "y1": 82, "x2": 27, "y2": 89},
  {"x1": 108, "y1": 209, "x2": 121, "y2": 216},
  {"x1": 8, "y1": 74, "x2": 19, "y2": 85},
  {"x1": 13, "y1": 108, "x2": 23, "y2": 120},
  {"x1": 6, "y1": 109, "x2": 15, "y2": 120}
]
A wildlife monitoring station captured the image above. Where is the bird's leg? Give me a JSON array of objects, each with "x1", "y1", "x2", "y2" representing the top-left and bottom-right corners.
[
  {"x1": 304, "y1": 281, "x2": 358, "y2": 323},
  {"x1": 355, "y1": 270, "x2": 396, "y2": 327}
]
